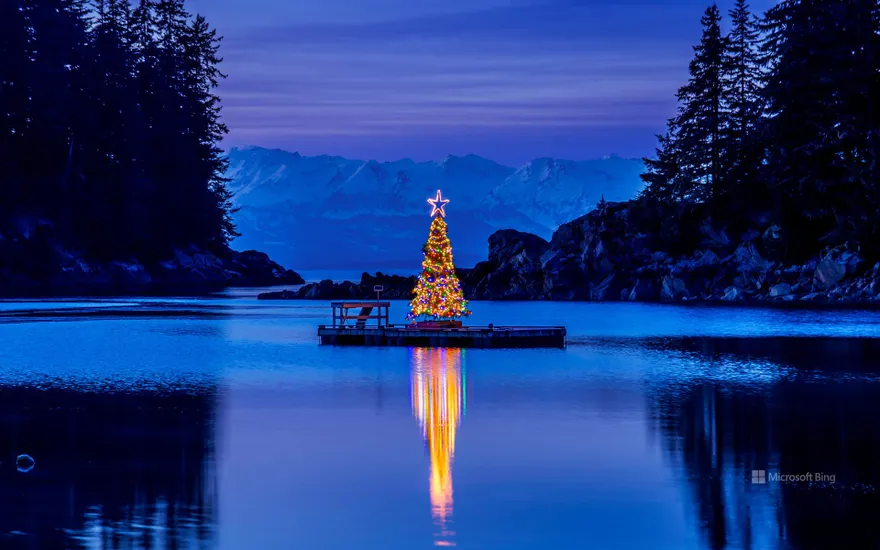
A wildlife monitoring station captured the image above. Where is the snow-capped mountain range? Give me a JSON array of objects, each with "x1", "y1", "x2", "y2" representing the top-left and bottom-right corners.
[{"x1": 225, "y1": 146, "x2": 645, "y2": 270}]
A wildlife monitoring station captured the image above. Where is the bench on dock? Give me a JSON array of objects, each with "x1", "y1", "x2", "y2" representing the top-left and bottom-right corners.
[{"x1": 330, "y1": 302, "x2": 391, "y2": 329}]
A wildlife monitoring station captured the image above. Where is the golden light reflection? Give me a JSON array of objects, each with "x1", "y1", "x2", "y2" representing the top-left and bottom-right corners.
[{"x1": 411, "y1": 347, "x2": 464, "y2": 547}]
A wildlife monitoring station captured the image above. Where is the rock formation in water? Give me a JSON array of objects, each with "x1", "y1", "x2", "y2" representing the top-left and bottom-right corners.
[
  {"x1": 257, "y1": 200, "x2": 880, "y2": 304},
  {"x1": 458, "y1": 201, "x2": 880, "y2": 303}
]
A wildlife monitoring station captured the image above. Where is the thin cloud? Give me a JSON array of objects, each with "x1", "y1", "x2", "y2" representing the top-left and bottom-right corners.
[{"x1": 205, "y1": 0, "x2": 763, "y2": 163}]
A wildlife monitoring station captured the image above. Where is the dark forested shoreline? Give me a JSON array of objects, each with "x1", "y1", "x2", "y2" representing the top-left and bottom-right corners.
[
  {"x1": 6, "y1": 0, "x2": 880, "y2": 301},
  {"x1": 0, "y1": 0, "x2": 305, "y2": 294},
  {"x1": 464, "y1": 0, "x2": 880, "y2": 304},
  {"x1": 463, "y1": 0, "x2": 880, "y2": 304}
]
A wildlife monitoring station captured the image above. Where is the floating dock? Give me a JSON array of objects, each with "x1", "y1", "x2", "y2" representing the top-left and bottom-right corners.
[{"x1": 318, "y1": 302, "x2": 566, "y2": 349}]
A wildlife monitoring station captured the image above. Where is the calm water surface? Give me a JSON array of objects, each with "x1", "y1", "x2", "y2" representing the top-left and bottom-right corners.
[{"x1": 2, "y1": 294, "x2": 880, "y2": 549}]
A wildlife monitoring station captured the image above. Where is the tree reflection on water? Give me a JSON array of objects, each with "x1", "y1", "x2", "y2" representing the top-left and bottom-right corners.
[
  {"x1": 648, "y1": 337, "x2": 880, "y2": 550},
  {"x1": 411, "y1": 347, "x2": 464, "y2": 547},
  {"x1": 0, "y1": 386, "x2": 217, "y2": 549}
]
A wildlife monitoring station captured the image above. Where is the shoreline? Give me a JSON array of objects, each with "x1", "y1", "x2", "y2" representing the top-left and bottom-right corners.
[
  {"x1": 0, "y1": 282, "x2": 298, "y2": 300},
  {"x1": 256, "y1": 278, "x2": 880, "y2": 309},
  {"x1": 260, "y1": 295, "x2": 880, "y2": 310},
  {"x1": 0, "y1": 235, "x2": 305, "y2": 298}
]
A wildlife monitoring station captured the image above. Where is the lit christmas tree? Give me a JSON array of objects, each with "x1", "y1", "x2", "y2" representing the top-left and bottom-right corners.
[{"x1": 408, "y1": 191, "x2": 472, "y2": 321}]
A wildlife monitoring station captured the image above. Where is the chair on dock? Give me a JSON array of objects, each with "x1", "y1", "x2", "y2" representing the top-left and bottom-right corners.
[{"x1": 355, "y1": 306, "x2": 373, "y2": 329}]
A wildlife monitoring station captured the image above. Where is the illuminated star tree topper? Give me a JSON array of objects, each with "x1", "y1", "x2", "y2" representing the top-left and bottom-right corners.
[
  {"x1": 408, "y1": 191, "x2": 471, "y2": 321},
  {"x1": 427, "y1": 190, "x2": 450, "y2": 217}
]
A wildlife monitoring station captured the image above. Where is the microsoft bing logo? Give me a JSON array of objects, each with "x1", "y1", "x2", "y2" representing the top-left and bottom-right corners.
[{"x1": 751, "y1": 470, "x2": 766, "y2": 484}]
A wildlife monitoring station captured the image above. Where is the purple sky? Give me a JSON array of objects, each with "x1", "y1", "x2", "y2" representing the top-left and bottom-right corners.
[{"x1": 188, "y1": 0, "x2": 775, "y2": 165}]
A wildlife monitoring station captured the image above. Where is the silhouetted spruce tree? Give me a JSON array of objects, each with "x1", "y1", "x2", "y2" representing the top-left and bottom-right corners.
[
  {"x1": 180, "y1": 14, "x2": 236, "y2": 247},
  {"x1": 77, "y1": 0, "x2": 137, "y2": 256},
  {"x1": 19, "y1": 0, "x2": 90, "y2": 222},
  {"x1": 721, "y1": 0, "x2": 763, "y2": 193},
  {"x1": 127, "y1": 0, "x2": 161, "y2": 253},
  {"x1": 872, "y1": 1, "x2": 880, "y2": 240},
  {"x1": 760, "y1": 0, "x2": 880, "y2": 253},
  {"x1": 150, "y1": 0, "x2": 190, "y2": 249},
  {"x1": 186, "y1": 16, "x2": 238, "y2": 246},
  {"x1": 0, "y1": 0, "x2": 32, "y2": 216},
  {"x1": 676, "y1": 4, "x2": 728, "y2": 202},
  {"x1": 640, "y1": 130, "x2": 684, "y2": 203},
  {"x1": 642, "y1": 4, "x2": 727, "y2": 205}
]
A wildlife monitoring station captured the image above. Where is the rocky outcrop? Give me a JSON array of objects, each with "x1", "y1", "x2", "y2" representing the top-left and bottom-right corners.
[
  {"x1": 661, "y1": 275, "x2": 689, "y2": 301},
  {"x1": 769, "y1": 283, "x2": 791, "y2": 298},
  {"x1": 464, "y1": 230, "x2": 549, "y2": 300},
  {"x1": 258, "y1": 272, "x2": 417, "y2": 300},
  {"x1": 458, "y1": 201, "x2": 880, "y2": 304},
  {"x1": 0, "y1": 224, "x2": 303, "y2": 296}
]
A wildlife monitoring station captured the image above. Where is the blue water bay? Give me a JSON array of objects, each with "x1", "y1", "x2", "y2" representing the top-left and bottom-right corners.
[{"x1": 0, "y1": 294, "x2": 879, "y2": 549}]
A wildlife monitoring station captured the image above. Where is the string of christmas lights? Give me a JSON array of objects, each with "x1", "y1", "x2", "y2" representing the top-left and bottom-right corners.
[{"x1": 408, "y1": 191, "x2": 472, "y2": 321}]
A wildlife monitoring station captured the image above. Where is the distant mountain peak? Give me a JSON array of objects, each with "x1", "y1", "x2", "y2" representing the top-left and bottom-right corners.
[
  {"x1": 230, "y1": 145, "x2": 302, "y2": 159},
  {"x1": 436, "y1": 154, "x2": 461, "y2": 167}
]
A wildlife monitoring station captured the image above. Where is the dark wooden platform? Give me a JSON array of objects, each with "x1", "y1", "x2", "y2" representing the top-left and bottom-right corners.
[{"x1": 317, "y1": 325, "x2": 566, "y2": 349}]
